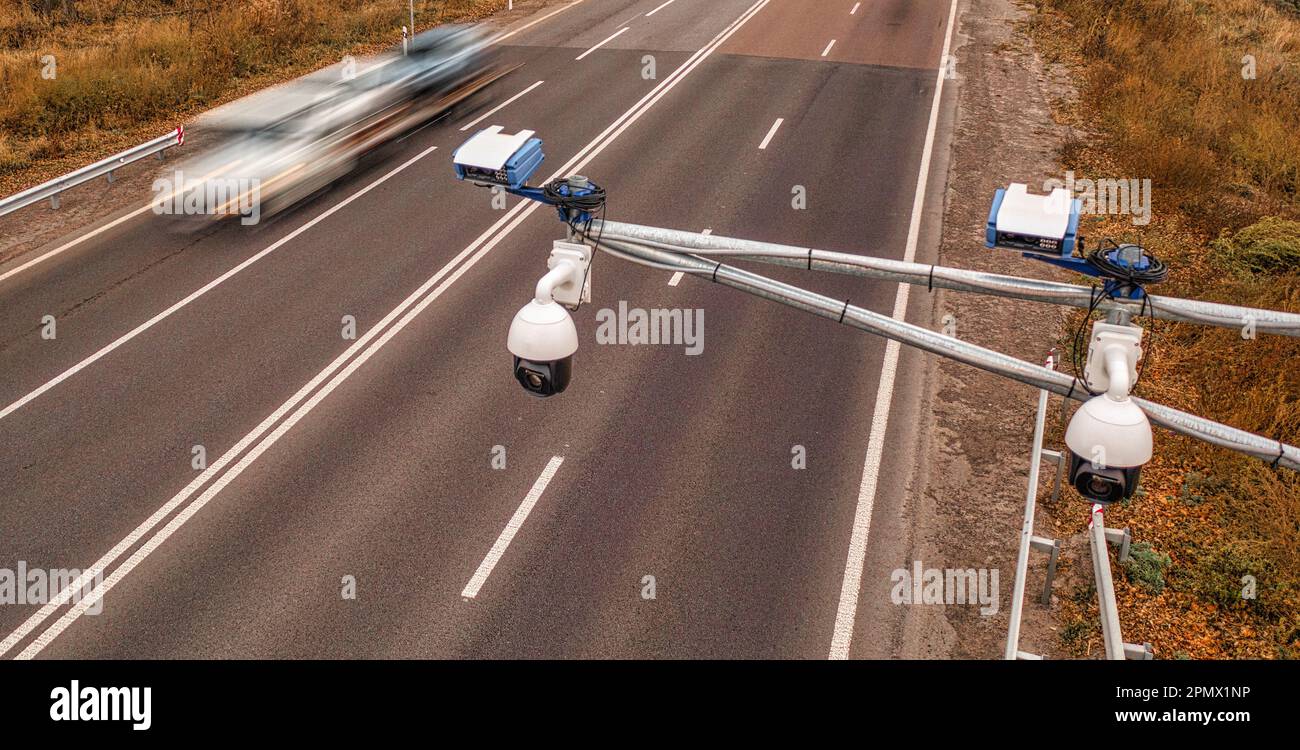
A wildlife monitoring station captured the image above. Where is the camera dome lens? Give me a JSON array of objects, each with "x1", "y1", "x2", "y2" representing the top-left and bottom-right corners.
[{"x1": 1087, "y1": 476, "x2": 1113, "y2": 497}]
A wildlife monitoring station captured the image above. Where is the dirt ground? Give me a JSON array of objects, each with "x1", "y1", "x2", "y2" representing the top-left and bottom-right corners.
[{"x1": 910, "y1": 0, "x2": 1090, "y2": 659}]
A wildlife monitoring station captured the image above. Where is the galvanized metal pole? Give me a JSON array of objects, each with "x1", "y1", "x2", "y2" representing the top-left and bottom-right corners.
[
  {"x1": 1005, "y1": 356, "x2": 1054, "y2": 659},
  {"x1": 592, "y1": 235, "x2": 1300, "y2": 472},
  {"x1": 1090, "y1": 504, "x2": 1127, "y2": 660},
  {"x1": 591, "y1": 220, "x2": 1300, "y2": 337}
]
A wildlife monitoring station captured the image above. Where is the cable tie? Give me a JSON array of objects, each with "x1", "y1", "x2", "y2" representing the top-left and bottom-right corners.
[
  {"x1": 838, "y1": 299, "x2": 851, "y2": 324},
  {"x1": 927, "y1": 265, "x2": 935, "y2": 293},
  {"x1": 807, "y1": 247, "x2": 813, "y2": 270},
  {"x1": 711, "y1": 262, "x2": 721, "y2": 283}
]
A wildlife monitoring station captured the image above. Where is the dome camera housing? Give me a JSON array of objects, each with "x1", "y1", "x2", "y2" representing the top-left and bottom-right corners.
[
  {"x1": 1064, "y1": 395, "x2": 1153, "y2": 504},
  {"x1": 507, "y1": 299, "x2": 578, "y2": 397}
]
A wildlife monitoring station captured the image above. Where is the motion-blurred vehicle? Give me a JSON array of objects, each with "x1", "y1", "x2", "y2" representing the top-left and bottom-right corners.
[{"x1": 176, "y1": 25, "x2": 508, "y2": 221}]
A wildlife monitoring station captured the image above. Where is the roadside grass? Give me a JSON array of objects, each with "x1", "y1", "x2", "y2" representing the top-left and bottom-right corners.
[
  {"x1": 1027, "y1": 0, "x2": 1300, "y2": 658},
  {"x1": 0, "y1": 0, "x2": 506, "y2": 194}
]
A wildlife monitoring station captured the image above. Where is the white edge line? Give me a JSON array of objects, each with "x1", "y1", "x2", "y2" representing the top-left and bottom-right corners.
[
  {"x1": 459, "y1": 80, "x2": 546, "y2": 132},
  {"x1": 461, "y1": 455, "x2": 565, "y2": 598},
  {"x1": 6, "y1": 0, "x2": 773, "y2": 660},
  {"x1": 851, "y1": 2, "x2": 860, "y2": 15},
  {"x1": 828, "y1": 0, "x2": 959, "y2": 660},
  {"x1": 0, "y1": 145, "x2": 438, "y2": 423},
  {"x1": 0, "y1": 203, "x2": 153, "y2": 286},
  {"x1": 575, "y1": 26, "x2": 630, "y2": 61},
  {"x1": 758, "y1": 118, "x2": 784, "y2": 150},
  {"x1": 821, "y1": 39, "x2": 836, "y2": 57}
]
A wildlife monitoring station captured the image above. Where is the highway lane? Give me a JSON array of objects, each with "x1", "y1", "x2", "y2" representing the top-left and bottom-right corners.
[
  {"x1": 0, "y1": 0, "x2": 959, "y2": 659},
  {"x1": 0, "y1": 0, "x2": 729, "y2": 642}
]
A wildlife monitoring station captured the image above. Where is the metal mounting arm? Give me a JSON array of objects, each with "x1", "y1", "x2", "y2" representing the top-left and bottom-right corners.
[{"x1": 592, "y1": 234, "x2": 1300, "y2": 472}]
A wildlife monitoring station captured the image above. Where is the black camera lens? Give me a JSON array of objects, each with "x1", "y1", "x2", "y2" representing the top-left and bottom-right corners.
[
  {"x1": 1085, "y1": 474, "x2": 1121, "y2": 501},
  {"x1": 512, "y1": 356, "x2": 571, "y2": 398}
]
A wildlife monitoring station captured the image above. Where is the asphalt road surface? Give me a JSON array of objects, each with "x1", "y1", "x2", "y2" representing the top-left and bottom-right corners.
[{"x1": 0, "y1": 0, "x2": 959, "y2": 659}]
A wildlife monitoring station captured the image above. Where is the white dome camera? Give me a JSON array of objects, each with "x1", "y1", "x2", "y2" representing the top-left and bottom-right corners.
[
  {"x1": 1064, "y1": 394, "x2": 1153, "y2": 504},
  {"x1": 507, "y1": 299, "x2": 577, "y2": 397}
]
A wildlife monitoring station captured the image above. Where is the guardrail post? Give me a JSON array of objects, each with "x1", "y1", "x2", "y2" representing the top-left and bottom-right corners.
[
  {"x1": 1005, "y1": 352, "x2": 1059, "y2": 660},
  {"x1": 1030, "y1": 535, "x2": 1060, "y2": 604}
]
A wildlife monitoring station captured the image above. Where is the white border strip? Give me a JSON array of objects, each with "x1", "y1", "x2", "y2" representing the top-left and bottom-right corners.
[{"x1": 828, "y1": 0, "x2": 960, "y2": 660}]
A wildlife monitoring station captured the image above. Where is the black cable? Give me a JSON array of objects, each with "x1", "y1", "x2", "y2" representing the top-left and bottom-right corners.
[
  {"x1": 1086, "y1": 240, "x2": 1169, "y2": 287},
  {"x1": 548, "y1": 178, "x2": 607, "y2": 310},
  {"x1": 1071, "y1": 284, "x2": 1108, "y2": 396}
]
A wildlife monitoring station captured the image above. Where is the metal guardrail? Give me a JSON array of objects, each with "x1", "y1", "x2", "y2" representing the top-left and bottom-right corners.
[{"x1": 0, "y1": 126, "x2": 185, "y2": 218}]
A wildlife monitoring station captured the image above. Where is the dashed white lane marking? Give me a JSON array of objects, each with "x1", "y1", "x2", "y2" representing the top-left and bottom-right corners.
[
  {"x1": 461, "y1": 456, "x2": 565, "y2": 599},
  {"x1": 822, "y1": 39, "x2": 836, "y2": 57},
  {"x1": 0, "y1": 145, "x2": 439, "y2": 423},
  {"x1": 829, "y1": 0, "x2": 960, "y2": 661},
  {"x1": 758, "y1": 118, "x2": 784, "y2": 150},
  {"x1": 576, "y1": 27, "x2": 630, "y2": 60},
  {"x1": 4, "y1": 0, "x2": 773, "y2": 660},
  {"x1": 667, "y1": 228, "x2": 709, "y2": 286},
  {"x1": 646, "y1": 0, "x2": 677, "y2": 16},
  {"x1": 850, "y1": 2, "x2": 860, "y2": 14},
  {"x1": 460, "y1": 80, "x2": 545, "y2": 132},
  {"x1": 495, "y1": 0, "x2": 587, "y2": 44}
]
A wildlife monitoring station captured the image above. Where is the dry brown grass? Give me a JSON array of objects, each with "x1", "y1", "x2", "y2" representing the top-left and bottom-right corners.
[
  {"x1": 1027, "y1": 0, "x2": 1300, "y2": 658},
  {"x1": 0, "y1": 0, "x2": 507, "y2": 194}
]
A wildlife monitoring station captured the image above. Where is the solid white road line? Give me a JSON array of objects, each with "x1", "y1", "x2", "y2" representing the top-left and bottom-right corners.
[
  {"x1": 667, "y1": 228, "x2": 709, "y2": 286},
  {"x1": 851, "y1": 2, "x2": 860, "y2": 14},
  {"x1": 461, "y1": 456, "x2": 565, "y2": 598},
  {"x1": 646, "y1": 0, "x2": 677, "y2": 16},
  {"x1": 6, "y1": 0, "x2": 772, "y2": 660},
  {"x1": 0, "y1": 203, "x2": 153, "y2": 286},
  {"x1": 829, "y1": 0, "x2": 960, "y2": 661},
  {"x1": 0, "y1": 145, "x2": 439, "y2": 423},
  {"x1": 459, "y1": 80, "x2": 546, "y2": 132},
  {"x1": 576, "y1": 27, "x2": 630, "y2": 60},
  {"x1": 822, "y1": 39, "x2": 836, "y2": 57},
  {"x1": 758, "y1": 118, "x2": 784, "y2": 150}
]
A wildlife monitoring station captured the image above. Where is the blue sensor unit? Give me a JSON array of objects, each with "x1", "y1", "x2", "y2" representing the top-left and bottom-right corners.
[
  {"x1": 452, "y1": 126, "x2": 545, "y2": 190},
  {"x1": 986, "y1": 183, "x2": 1080, "y2": 258}
]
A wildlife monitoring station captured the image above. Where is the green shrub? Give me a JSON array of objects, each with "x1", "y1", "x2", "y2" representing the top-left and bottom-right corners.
[
  {"x1": 1123, "y1": 541, "x2": 1172, "y2": 594},
  {"x1": 1210, "y1": 217, "x2": 1300, "y2": 277}
]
